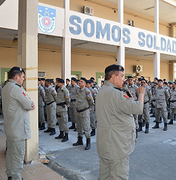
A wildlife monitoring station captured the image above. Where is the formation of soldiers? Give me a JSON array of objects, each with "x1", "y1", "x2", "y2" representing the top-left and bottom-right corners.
[
  {"x1": 38, "y1": 77, "x2": 100, "y2": 150},
  {"x1": 38, "y1": 75, "x2": 176, "y2": 149}
]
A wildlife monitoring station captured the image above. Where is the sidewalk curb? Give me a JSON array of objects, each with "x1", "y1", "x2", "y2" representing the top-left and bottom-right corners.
[{"x1": 46, "y1": 157, "x2": 86, "y2": 180}]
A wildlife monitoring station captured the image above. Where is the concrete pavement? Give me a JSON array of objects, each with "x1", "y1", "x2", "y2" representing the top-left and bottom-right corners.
[{"x1": 1, "y1": 115, "x2": 176, "y2": 180}]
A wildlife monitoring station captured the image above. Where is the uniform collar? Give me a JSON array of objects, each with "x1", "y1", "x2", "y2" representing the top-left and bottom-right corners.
[{"x1": 104, "y1": 80, "x2": 122, "y2": 91}]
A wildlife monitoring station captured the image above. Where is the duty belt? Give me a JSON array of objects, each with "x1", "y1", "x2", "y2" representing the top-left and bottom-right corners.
[
  {"x1": 57, "y1": 102, "x2": 66, "y2": 106},
  {"x1": 144, "y1": 101, "x2": 149, "y2": 104},
  {"x1": 77, "y1": 107, "x2": 89, "y2": 113},
  {"x1": 47, "y1": 101, "x2": 54, "y2": 106},
  {"x1": 71, "y1": 99, "x2": 76, "y2": 102}
]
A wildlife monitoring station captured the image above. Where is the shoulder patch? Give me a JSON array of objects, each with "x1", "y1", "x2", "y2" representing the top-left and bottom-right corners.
[
  {"x1": 124, "y1": 95, "x2": 129, "y2": 99},
  {"x1": 86, "y1": 92, "x2": 90, "y2": 95},
  {"x1": 23, "y1": 92, "x2": 26, "y2": 96}
]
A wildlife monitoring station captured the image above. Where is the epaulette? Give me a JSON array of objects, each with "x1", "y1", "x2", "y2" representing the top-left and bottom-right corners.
[{"x1": 15, "y1": 83, "x2": 21, "y2": 87}]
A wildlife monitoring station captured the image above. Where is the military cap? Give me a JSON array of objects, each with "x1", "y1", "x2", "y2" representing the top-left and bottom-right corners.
[
  {"x1": 90, "y1": 77, "x2": 95, "y2": 80},
  {"x1": 9, "y1": 66, "x2": 25, "y2": 74},
  {"x1": 41, "y1": 78, "x2": 45, "y2": 81},
  {"x1": 89, "y1": 79, "x2": 94, "y2": 83},
  {"x1": 105, "y1": 64, "x2": 124, "y2": 74},
  {"x1": 57, "y1": 78, "x2": 64, "y2": 83},
  {"x1": 50, "y1": 79, "x2": 54, "y2": 84},
  {"x1": 158, "y1": 79, "x2": 163, "y2": 82},
  {"x1": 127, "y1": 76, "x2": 133, "y2": 79},
  {"x1": 86, "y1": 80, "x2": 91, "y2": 84},
  {"x1": 163, "y1": 82, "x2": 168, "y2": 85},
  {"x1": 71, "y1": 77, "x2": 77, "y2": 82},
  {"x1": 138, "y1": 78, "x2": 142, "y2": 81},
  {"x1": 154, "y1": 77, "x2": 158, "y2": 81},
  {"x1": 77, "y1": 79, "x2": 80, "y2": 82},
  {"x1": 66, "y1": 78, "x2": 70, "y2": 82},
  {"x1": 80, "y1": 77, "x2": 87, "y2": 82},
  {"x1": 168, "y1": 82, "x2": 173, "y2": 84},
  {"x1": 45, "y1": 79, "x2": 52, "y2": 83},
  {"x1": 141, "y1": 78, "x2": 147, "y2": 82},
  {"x1": 38, "y1": 78, "x2": 41, "y2": 81},
  {"x1": 153, "y1": 82, "x2": 158, "y2": 85},
  {"x1": 124, "y1": 82, "x2": 127, "y2": 85}
]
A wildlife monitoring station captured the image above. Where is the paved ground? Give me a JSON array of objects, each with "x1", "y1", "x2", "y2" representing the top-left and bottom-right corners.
[{"x1": 1, "y1": 114, "x2": 176, "y2": 180}]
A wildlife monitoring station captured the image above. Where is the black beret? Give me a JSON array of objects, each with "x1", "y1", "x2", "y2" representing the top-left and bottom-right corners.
[
  {"x1": 124, "y1": 82, "x2": 127, "y2": 85},
  {"x1": 77, "y1": 79, "x2": 80, "y2": 82},
  {"x1": 163, "y1": 82, "x2": 168, "y2": 85},
  {"x1": 128, "y1": 76, "x2": 133, "y2": 79},
  {"x1": 86, "y1": 80, "x2": 91, "y2": 84},
  {"x1": 41, "y1": 78, "x2": 45, "y2": 81},
  {"x1": 71, "y1": 77, "x2": 77, "y2": 82},
  {"x1": 80, "y1": 77, "x2": 87, "y2": 82},
  {"x1": 45, "y1": 79, "x2": 52, "y2": 83},
  {"x1": 153, "y1": 82, "x2": 158, "y2": 85},
  {"x1": 9, "y1": 66, "x2": 25, "y2": 74},
  {"x1": 168, "y1": 82, "x2": 173, "y2": 84},
  {"x1": 50, "y1": 79, "x2": 54, "y2": 84},
  {"x1": 154, "y1": 77, "x2": 158, "y2": 80},
  {"x1": 141, "y1": 79, "x2": 147, "y2": 82},
  {"x1": 90, "y1": 77, "x2": 95, "y2": 80},
  {"x1": 138, "y1": 78, "x2": 142, "y2": 81},
  {"x1": 38, "y1": 78, "x2": 41, "y2": 81},
  {"x1": 105, "y1": 64, "x2": 124, "y2": 74},
  {"x1": 89, "y1": 79, "x2": 94, "y2": 83},
  {"x1": 57, "y1": 78, "x2": 64, "y2": 83},
  {"x1": 158, "y1": 79, "x2": 163, "y2": 82},
  {"x1": 66, "y1": 78, "x2": 70, "y2": 81}
]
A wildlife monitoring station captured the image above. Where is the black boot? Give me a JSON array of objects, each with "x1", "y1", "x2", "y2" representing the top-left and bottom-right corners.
[
  {"x1": 85, "y1": 138, "x2": 91, "y2": 150},
  {"x1": 69, "y1": 123, "x2": 75, "y2": 129},
  {"x1": 62, "y1": 133, "x2": 69, "y2": 142},
  {"x1": 91, "y1": 129, "x2": 95, "y2": 136},
  {"x1": 152, "y1": 122, "x2": 159, "y2": 129},
  {"x1": 38, "y1": 122, "x2": 41, "y2": 129},
  {"x1": 55, "y1": 131, "x2": 64, "y2": 139},
  {"x1": 73, "y1": 136, "x2": 83, "y2": 146},
  {"x1": 44, "y1": 128, "x2": 51, "y2": 133},
  {"x1": 137, "y1": 123, "x2": 142, "y2": 132},
  {"x1": 168, "y1": 119, "x2": 173, "y2": 125},
  {"x1": 136, "y1": 129, "x2": 138, "y2": 138},
  {"x1": 142, "y1": 120, "x2": 145, "y2": 127},
  {"x1": 145, "y1": 124, "x2": 149, "y2": 133},
  {"x1": 163, "y1": 123, "x2": 167, "y2": 131},
  {"x1": 159, "y1": 117, "x2": 162, "y2": 123},
  {"x1": 167, "y1": 112, "x2": 170, "y2": 119},
  {"x1": 49, "y1": 128, "x2": 56, "y2": 135},
  {"x1": 39, "y1": 123, "x2": 45, "y2": 130}
]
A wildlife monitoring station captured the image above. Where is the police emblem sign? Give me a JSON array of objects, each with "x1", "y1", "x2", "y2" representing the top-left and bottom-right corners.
[{"x1": 38, "y1": 5, "x2": 56, "y2": 34}]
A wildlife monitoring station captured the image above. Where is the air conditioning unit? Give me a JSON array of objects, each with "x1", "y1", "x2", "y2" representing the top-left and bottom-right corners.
[
  {"x1": 134, "y1": 65, "x2": 143, "y2": 73},
  {"x1": 83, "y1": 6, "x2": 94, "y2": 16},
  {"x1": 128, "y1": 20, "x2": 134, "y2": 27}
]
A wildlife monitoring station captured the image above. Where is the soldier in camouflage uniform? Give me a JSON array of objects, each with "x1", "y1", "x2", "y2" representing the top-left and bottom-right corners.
[
  {"x1": 38, "y1": 78, "x2": 46, "y2": 130},
  {"x1": 55, "y1": 78, "x2": 70, "y2": 142},
  {"x1": 44, "y1": 79, "x2": 57, "y2": 135},
  {"x1": 73, "y1": 77, "x2": 94, "y2": 150}
]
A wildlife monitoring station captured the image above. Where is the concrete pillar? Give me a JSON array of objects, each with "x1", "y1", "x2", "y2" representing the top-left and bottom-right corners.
[
  {"x1": 18, "y1": 0, "x2": 39, "y2": 162},
  {"x1": 154, "y1": 0, "x2": 160, "y2": 78},
  {"x1": 117, "y1": 0, "x2": 125, "y2": 67},
  {"x1": 62, "y1": 0, "x2": 71, "y2": 80}
]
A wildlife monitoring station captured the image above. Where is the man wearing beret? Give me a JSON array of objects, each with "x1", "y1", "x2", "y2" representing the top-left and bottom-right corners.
[
  {"x1": 44, "y1": 79, "x2": 57, "y2": 135},
  {"x1": 2, "y1": 66, "x2": 35, "y2": 180},
  {"x1": 69, "y1": 77, "x2": 79, "y2": 130},
  {"x1": 152, "y1": 79, "x2": 170, "y2": 131},
  {"x1": 38, "y1": 78, "x2": 46, "y2": 130},
  {"x1": 96, "y1": 64, "x2": 145, "y2": 180},
  {"x1": 73, "y1": 77, "x2": 94, "y2": 150},
  {"x1": 55, "y1": 78, "x2": 70, "y2": 142}
]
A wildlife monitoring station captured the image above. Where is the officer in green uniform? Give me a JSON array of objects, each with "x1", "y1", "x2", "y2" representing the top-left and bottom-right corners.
[
  {"x1": 55, "y1": 78, "x2": 70, "y2": 142},
  {"x1": 44, "y1": 79, "x2": 57, "y2": 135},
  {"x1": 86, "y1": 80, "x2": 97, "y2": 136},
  {"x1": 38, "y1": 78, "x2": 46, "y2": 130},
  {"x1": 73, "y1": 77, "x2": 94, "y2": 150},
  {"x1": 96, "y1": 64, "x2": 145, "y2": 180},
  {"x1": 2, "y1": 67, "x2": 35, "y2": 180},
  {"x1": 152, "y1": 79, "x2": 170, "y2": 131}
]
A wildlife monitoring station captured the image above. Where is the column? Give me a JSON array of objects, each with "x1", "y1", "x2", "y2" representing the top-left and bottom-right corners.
[
  {"x1": 154, "y1": 0, "x2": 160, "y2": 78},
  {"x1": 18, "y1": 0, "x2": 39, "y2": 162},
  {"x1": 117, "y1": 0, "x2": 125, "y2": 67},
  {"x1": 62, "y1": 0, "x2": 71, "y2": 80}
]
